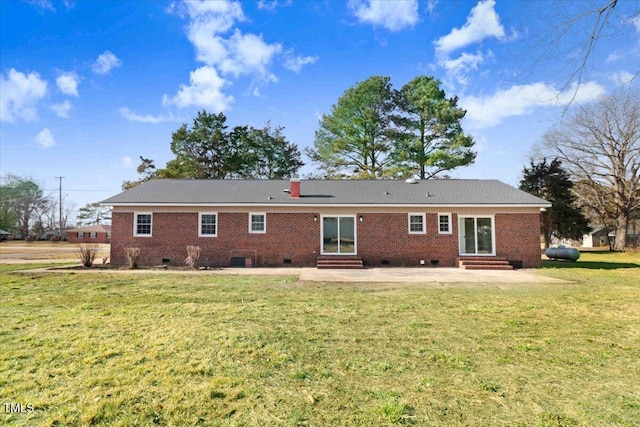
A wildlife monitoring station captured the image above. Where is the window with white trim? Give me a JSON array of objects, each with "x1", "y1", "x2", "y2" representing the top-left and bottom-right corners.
[
  {"x1": 249, "y1": 213, "x2": 266, "y2": 233},
  {"x1": 134, "y1": 213, "x2": 152, "y2": 236},
  {"x1": 77, "y1": 232, "x2": 84, "y2": 238},
  {"x1": 199, "y1": 213, "x2": 217, "y2": 237},
  {"x1": 90, "y1": 232, "x2": 97, "y2": 239},
  {"x1": 408, "y1": 214, "x2": 426, "y2": 234},
  {"x1": 438, "y1": 213, "x2": 452, "y2": 234}
]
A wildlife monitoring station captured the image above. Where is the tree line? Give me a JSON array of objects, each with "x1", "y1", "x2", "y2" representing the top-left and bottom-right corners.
[
  {"x1": 3, "y1": 78, "x2": 637, "y2": 250},
  {"x1": 125, "y1": 75, "x2": 476, "y2": 188},
  {"x1": 122, "y1": 112, "x2": 305, "y2": 189},
  {"x1": 522, "y1": 90, "x2": 640, "y2": 251},
  {"x1": 0, "y1": 175, "x2": 111, "y2": 239}
]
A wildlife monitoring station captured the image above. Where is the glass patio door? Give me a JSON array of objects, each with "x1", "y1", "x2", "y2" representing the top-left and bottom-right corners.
[
  {"x1": 322, "y1": 216, "x2": 356, "y2": 254},
  {"x1": 460, "y1": 217, "x2": 494, "y2": 255}
]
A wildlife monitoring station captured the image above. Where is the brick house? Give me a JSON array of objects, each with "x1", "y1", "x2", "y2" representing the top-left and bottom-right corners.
[
  {"x1": 101, "y1": 178, "x2": 549, "y2": 269},
  {"x1": 65, "y1": 224, "x2": 111, "y2": 243}
]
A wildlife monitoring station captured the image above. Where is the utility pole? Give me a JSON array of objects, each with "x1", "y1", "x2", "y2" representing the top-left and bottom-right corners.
[{"x1": 55, "y1": 176, "x2": 64, "y2": 237}]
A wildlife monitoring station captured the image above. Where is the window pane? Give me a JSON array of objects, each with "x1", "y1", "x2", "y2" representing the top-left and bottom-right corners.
[
  {"x1": 136, "y1": 214, "x2": 151, "y2": 235},
  {"x1": 477, "y1": 217, "x2": 493, "y2": 254},
  {"x1": 462, "y1": 218, "x2": 475, "y2": 254},
  {"x1": 201, "y1": 214, "x2": 216, "y2": 235},
  {"x1": 339, "y1": 217, "x2": 355, "y2": 254},
  {"x1": 409, "y1": 215, "x2": 423, "y2": 233},
  {"x1": 323, "y1": 217, "x2": 338, "y2": 253},
  {"x1": 439, "y1": 215, "x2": 450, "y2": 232},
  {"x1": 251, "y1": 214, "x2": 265, "y2": 232}
]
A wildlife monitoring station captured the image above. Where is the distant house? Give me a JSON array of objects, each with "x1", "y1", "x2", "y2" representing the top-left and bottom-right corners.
[
  {"x1": 583, "y1": 221, "x2": 640, "y2": 248},
  {"x1": 582, "y1": 227, "x2": 612, "y2": 248},
  {"x1": 65, "y1": 224, "x2": 111, "y2": 243},
  {"x1": 0, "y1": 229, "x2": 10, "y2": 241},
  {"x1": 101, "y1": 178, "x2": 550, "y2": 269}
]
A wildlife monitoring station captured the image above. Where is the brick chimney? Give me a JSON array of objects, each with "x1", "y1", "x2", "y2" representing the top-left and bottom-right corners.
[{"x1": 290, "y1": 177, "x2": 300, "y2": 198}]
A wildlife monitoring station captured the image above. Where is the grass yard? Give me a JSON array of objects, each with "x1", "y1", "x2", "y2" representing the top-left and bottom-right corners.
[{"x1": 1, "y1": 253, "x2": 639, "y2": 426}]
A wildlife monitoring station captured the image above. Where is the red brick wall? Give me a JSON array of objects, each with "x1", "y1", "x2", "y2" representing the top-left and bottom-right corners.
[
  {"x1": 357, "y1": 213, "x2": 459, "y2": 266},
  {"x1": 66, "y1": 232, "x2": 110, "y2": 244},
  {"x1": 110, "y1": 211, "x2": 542, "y2": 268},
  {"x1": 110, "y1": 212, "x2": 321, "y2": 267},
  {"x1": 495, "y1": 213, "x2": 543, "y2": 268}
]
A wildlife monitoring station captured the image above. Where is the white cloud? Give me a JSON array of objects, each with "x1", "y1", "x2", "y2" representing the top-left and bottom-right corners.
[
  {"x1": 284, "y1": 52, "x2": 319, "y2": 73},
  {"x1": 26, "y1": 0, "x2": 75, "y2": 11},
  {"x1": 170, "y1": 0, "x2": 310, "y2": 107},
  {"x1": 257, "y1": 0, "x2": 292, "y2": 11},
  {"x1": 0, "y1": 68, "x2": 48, "y2": 122},
  {"x1": 92, "y1": 50, "x2": 122, "y2": 75},
  {"x1": 461, "y1": 81, "x2": 606, "y2": 129},
  {"x1": 610, "y1": 70, "x2": 636, "y2": 84},
  {"x1": 119, "y1": 107, "x2": 170, "y2": 124},
  {"x1": 36, "y1": 128, "x2": 55, "y2": 148},
  {"x1": 185, "y1": 3, "x2": 281, "y2": 81},
  {"x1": 185, "y1": 0, "x2": 246, "y2": 65},
  {"x1": 120, "y1": 156, "x2": 134, "y2": 168},
  {"x1": 26, "y1": 0, "x2": 54, "y2": 11},
  {"x1": 606, "y1": 52, "x2": 622, "y2": 63},
  {"x1": 632, "y1": 16, "x2": 640, "y2": 32},
  {"x1": 441, "y1": 51, "x2": 485, "y2": 85},
  {"x1": 162, "y1": 66, "x2": 233, "y2": 111},
  {"x1": 55, "y1": 71, "x2": 79, "y2": 96},
  {"x1": 219, "y1": 30, "x2": 282, "y2": 79},
  {"x1": 51, "y1": 100, "x2": 72, "y2": 118},
  {"x1": 425, "y1": 0, "x2": 438, "y2": 15},
  {"x1": 434, "y1": 0, "x2": 505, "y2": 55},
  {"x1": 350, "y1": 0, "x2": 419, "y2": 32}
]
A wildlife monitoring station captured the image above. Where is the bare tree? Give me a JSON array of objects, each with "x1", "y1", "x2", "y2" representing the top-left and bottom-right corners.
[
  {"x1": 541, "y1": 90, "x2": 640, "y2": 250},
  {"x1": 516, "y1": 1, "x2": 639, "y2": 102}
]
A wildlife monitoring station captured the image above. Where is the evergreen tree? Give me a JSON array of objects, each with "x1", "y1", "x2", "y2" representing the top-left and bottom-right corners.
[{"x1": 519, "y1": 158, "x2": 590, "y2": 248}]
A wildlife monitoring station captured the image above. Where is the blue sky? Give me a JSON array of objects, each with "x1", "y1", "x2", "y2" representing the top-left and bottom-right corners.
[{"x1": 1, "y1": 0, "x2": 639, "y2": 212}]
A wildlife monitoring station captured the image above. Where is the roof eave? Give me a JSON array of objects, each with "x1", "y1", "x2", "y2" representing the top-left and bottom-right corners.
[{"x1": 102, "y1": 202, "x2": 551, "y2": 209}]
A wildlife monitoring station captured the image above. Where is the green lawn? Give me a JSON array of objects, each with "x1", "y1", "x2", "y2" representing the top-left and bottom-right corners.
[{"x1": 1, "y1": 253, "x2": 639, "y2": 426}]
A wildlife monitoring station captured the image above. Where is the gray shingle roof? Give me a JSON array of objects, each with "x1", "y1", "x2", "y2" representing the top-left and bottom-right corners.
[{"x1": 101, "y1": 179, "x2": 550, "y2": 207}]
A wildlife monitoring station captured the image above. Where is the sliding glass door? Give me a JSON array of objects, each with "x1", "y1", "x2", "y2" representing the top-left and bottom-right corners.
[
  {"x1": 322, "y1": 216, "x2": 356, "y2": 255},
  {"x1": 459, "y1": 216, "x2": 494, "y2": 255}
]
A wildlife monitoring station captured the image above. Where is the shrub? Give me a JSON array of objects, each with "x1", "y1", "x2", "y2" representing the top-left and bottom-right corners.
[
  {"x1": 125, "y1": 247, "x2": 141, "y2": 269},
  {"x1": 78, "y1": 244, "x2": 99, "y2": 267},
  {"x1": 185, "y1": 245, "x2": 201, "y2": 269}
]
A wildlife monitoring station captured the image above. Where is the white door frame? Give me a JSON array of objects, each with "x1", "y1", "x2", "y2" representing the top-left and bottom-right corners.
[{"x1": 320, "y1": 215, "x2": 357, "y2": 255}]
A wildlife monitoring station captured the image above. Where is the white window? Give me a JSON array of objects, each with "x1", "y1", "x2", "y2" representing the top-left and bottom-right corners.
[
  {"x1": 408, "y1": 214, "x2": 426, "y2": 234},
  {"x1": 134, "y1": 213, "x2": 152, "y2": 237},
  {"x1": 77, "y1": 232, "x2": 84, "y2": 238},
  {"x1": 438, "y1": 213, "x2": 452, "y2": 234},
  {"x1": 199, "y1": 213, "x2": 217, "y2": 237},
  {"x1": 106, "y1": 232, "x2": 111, "y2": 239},
  {"x1": 249, "y1": 213, "x2": 266, "y2": 233},
  {"x1": 90, "y1": 232, "x2": 97, "y2": 239}
]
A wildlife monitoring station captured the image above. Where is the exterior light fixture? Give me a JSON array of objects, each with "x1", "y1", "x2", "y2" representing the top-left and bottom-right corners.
[
  {"x1": 359, "y1": 215, "x2": 363, "y2": 222},
  {"x1": 313, "y1": 215, "x2": 318, "y2": 221}
]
